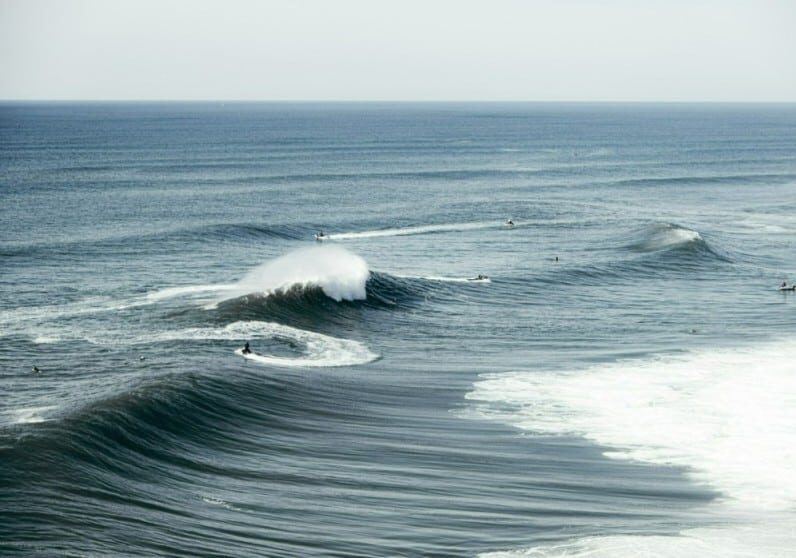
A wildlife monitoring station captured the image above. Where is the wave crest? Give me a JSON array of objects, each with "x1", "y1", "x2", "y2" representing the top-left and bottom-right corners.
[{"x1": 627, "y1": 223, "x2": 704, "y2": 253}]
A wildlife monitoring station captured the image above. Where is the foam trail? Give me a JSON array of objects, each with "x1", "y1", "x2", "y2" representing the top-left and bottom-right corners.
[
  {"x1": 231, "y1": 245, "x2": 369, "y2": 302},
  {"x1": 469, "y1": 340, "x2": 796, "y2": 557},
  {"x1": 145, "y1": 284, "x2": 237, "y2": 302},
  {"x1": 327, "y1": 221, "x2": 504, "y2": 240},
  {"x1": 0, "y1": 284, "x2": 237, "y2": 331},
  {"x1": 422, "y1": 275, "x2": 491, "y2": 283}
]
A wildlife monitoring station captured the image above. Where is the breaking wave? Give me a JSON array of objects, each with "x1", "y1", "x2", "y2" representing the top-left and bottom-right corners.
[{"x1": 228, "y1": 245, "x2": 370, "y2": 303}]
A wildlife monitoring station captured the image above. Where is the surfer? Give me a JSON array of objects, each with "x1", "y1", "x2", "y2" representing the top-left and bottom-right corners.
[
  {"x1": 32, "y1": 366, "x2": 40, "y2": 374},
  {"x1": 782, "y1": 281, "x2": 788, "y2": 289},
  {"x1": 315, "y1": 231, "x2": 326, "y2": 241},
  {"x1": 242, "y1": 342, "x2": 251, "y2": 355},
  {"x1": 469, "y1": 274, "x2": 488, "y2": 281},
  {"x1": 506, "y1": 219, "x2": 514, "y2": 226}
]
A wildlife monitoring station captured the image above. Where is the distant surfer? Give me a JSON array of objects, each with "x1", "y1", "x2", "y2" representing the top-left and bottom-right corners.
[
  {"x1": 555, "y1": 256, "x2": 559, "y2": 262},
  {"x1": 506, "y1": 219, "x2": 514, "y2": 226},
  {"x1": 315, "y1": 231, "x2": 326, "y2": 241},
  {"x1": 32, "y1": 366, "x2": 40, "y2": 374},
  {"x1": 469, "y1": 274, "x2": 488, "y2": 281},
  {"x1": 242, "y1": 342, "x2": 251, "y2": 355}
]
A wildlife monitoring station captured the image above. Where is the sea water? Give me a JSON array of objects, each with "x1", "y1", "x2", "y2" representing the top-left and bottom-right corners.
[{"x1": 1, "y1": 102, "x2": 795, "y2": 556}]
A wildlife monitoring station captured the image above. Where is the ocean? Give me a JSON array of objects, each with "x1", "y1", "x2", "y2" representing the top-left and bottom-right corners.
[{"x1": 1, "y1": 102, "x2": 795, "y2": 557}]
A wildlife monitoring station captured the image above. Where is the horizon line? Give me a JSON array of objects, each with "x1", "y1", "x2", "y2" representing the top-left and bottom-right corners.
[{"x1": 2, "y1": 99, "x2": 796, "y2": 104}]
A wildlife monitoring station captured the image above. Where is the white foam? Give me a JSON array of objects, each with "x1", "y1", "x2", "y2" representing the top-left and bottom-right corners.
[
  {"x1": 327, "y1": 221, "x2": 501, "y2": 240},
  {"x1": 480, "y1": 520, "x2": 796, "y2": 558},
  {"x1": 231, "y1": 245, "x2": 369, "y2": 302},
  {"x1": 397, "y1": 274, "x2": 492, "y2": 283},
  {"x1": 33, "y1": 334, "x2": 61, "y2": 344},
  {"x1": 202, "y1": 496, "x2": 242, "y2": 511},
  {"x1": 468, "y1": 340, "x2": 796, "y2": 556},
  {"x1": 144, "y1": 284, "x2": 237, "y2": 302},
  {"x1": 7, "y1": 405, "x2": 58, "y2": 425},
  {"x1": 148, "y1": 320, "x2": 377, "y2": 368}
]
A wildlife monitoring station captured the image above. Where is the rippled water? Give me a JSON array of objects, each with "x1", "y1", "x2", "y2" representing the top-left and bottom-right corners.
[{"x1": 1, "y1": 102, "x2": 795, "y2": 557}]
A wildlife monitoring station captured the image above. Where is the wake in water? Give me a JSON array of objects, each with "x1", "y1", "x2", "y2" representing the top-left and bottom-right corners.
[
  {"x1": 326, "y1": 220, "x2": 515, "y2": 240},
  {"x1": 149, "y1": 321, "x2": 378, "y2": 367},
  {"x1": 469, "y1": 340, "x2": 796, "y2": 557}
]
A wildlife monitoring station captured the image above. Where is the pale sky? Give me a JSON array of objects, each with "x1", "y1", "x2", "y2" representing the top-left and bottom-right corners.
[{"x1": 1, "y1": 0, "x2": 794, "y2": 101}]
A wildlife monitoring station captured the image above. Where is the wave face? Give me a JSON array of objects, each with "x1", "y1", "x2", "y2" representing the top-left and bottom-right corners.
[{"x1": 469, "y1": 340, "x2": 796, "y2": 557}]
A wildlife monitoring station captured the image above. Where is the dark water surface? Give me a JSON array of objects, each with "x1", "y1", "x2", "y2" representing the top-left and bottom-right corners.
[{"x1": 2, "y1": 102, "x2": 795, "y2": 557}]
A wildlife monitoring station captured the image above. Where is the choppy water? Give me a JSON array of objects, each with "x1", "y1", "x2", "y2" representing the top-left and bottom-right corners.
[{"x1": 1, "y1": 102, "x2": 795, "y2": 557}]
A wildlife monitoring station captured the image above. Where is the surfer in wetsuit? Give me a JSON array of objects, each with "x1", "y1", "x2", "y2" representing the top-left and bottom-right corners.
[
  {"x1": 782, "y1": 281, "x2": 788, "y2": 289},
  {"x1": 506, "y1": 219, "x2": 514, "y2": 226},
  {"x1": 242, "y1": 342, "x2": 251, "y2": 354}
]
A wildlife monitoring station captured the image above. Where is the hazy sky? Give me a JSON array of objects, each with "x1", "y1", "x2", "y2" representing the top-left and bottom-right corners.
[{"x1": 1, "y1": 0, "x2": 794, "y2": 101}]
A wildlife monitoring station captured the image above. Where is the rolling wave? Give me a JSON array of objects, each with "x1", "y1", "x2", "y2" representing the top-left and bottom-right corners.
[
  {"x1": 523, "y1": 224, "x2": 732, "y2": 289},
  {"x1": 623, "y1": 223, "x2": 732, "y2": 269}
]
